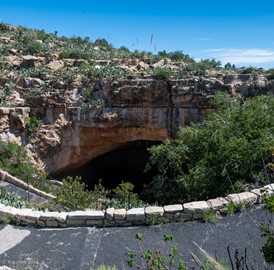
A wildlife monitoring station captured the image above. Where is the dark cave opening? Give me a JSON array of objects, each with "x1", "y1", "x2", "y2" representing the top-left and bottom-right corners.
[{"x1": 57, "y1": 140, "x2": 160, "y2": 194}]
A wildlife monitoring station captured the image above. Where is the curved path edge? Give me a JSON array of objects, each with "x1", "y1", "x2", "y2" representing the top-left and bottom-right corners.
[{"x1": 0, "y1": 168, "x2": 273, "y2": 228}]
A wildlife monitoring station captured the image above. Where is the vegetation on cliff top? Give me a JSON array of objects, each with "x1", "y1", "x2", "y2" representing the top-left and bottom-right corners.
[{"x1": 0, "y1": 22, "x2": 272, "y2": 86}]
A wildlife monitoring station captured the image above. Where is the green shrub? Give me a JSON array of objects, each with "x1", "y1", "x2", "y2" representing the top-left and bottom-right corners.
[
  {"x1": 25, "y1": 115, "x2": 44, "y2": 132},
  {"x1": 267, "y1": 68, "x2": 274, "y2": 80},
  {"x1": 53, "y1": 176, "x2": 92, "y2": 210},
  {"x1": 147, "y1": 214, "x2": 170, "y2": 226},
  {"x1": 0, "y1": 82, "x2": 14, "y2": 106},
  {"x1": 202, "y1": 208, "x2": 217, "y2": 223},
  {"x1": 126, "y1": 233, "x2": 187, "y2": 269},
  {"x1": 94, "y1": 38, "x2": 113, "y2": 50},
  {"x1": 82, "y1": 98, "x2": 105, "y2": 111},
  {"x1": 0, "y1": 187, "x2": 27, "y2": 208},
  {"x1": 241, "y1": 66, "x2": 256, "y2": 74},
  {"x1": 162, "y1": 50, "x2": 193, "y2": 63},
  {"x1": 261, "y1": 195, "x2": 274, "y2": 264},
  {"x1": 23, "y1": 40, "x2": 44, "y2": 54},
  {"x1": 83, "y1": 87, "x2": 94, "y2": 99},
  {"x1": 235, "y1": 201, "x2": 246, "y2": 212},
  {"x1": 59, "y1": 49, "x2": 89, "y2": 60},
  {"x1": 153, "y1": 67, "x2": 172, "y2": 79},
  {"x1": 104, "y1": 181, "x2": 146, "y2": 210},
  {"x1": 145, "y1": 92, "x2": 274, "y2": 204},
  {"x1": 0, "y1": 140, "x2": 45, "y2": 190},
  {"x1": 226, "y1": 202, "x2": 235, "y2": 214},
  {"x1": 0, "y1": 214, "x2": 12, "y2": 225}
]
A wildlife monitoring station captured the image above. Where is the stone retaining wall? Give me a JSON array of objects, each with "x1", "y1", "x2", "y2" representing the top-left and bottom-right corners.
[{"x1": 0, "y1": 181, "x2": 273, "y2": 228}]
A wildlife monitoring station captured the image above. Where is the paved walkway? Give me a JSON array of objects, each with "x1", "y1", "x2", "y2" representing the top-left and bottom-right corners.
[{"x1": 0, "y1": 205, "x2": 273, "y2": 270}]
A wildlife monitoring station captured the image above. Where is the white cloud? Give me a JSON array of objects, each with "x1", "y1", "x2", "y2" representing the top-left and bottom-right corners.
[
  {"x1": 197, "y1": 38, "x2": 212, "y2": 41},
  {"x1": 203, "y1": 48, "x2": 274, "y2": 65}
]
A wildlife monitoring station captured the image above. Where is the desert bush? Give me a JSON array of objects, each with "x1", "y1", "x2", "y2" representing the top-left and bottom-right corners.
[
  {"x1": 145, "y1": 92, "x2": 274, "y2": 204},
  {"x1": 106, "y1": 181, "x2": 146, "y2": 210},
  {"x1": 25, "y1": 115, "x2": 44, "y2": 132},
  {"x1": 126, "y1": 233, "x2": 187, "y2": 269},
  {"x1": 94, "y1": 38, "x2": 113, "y2": 50},
  {"x1": 0, "y1": 140, "x2": 42, "y2": 185},
  {"x1": 169, "y1": 51, "x2": 193, "y2": 62},
  {"x1": 260, "y1": 195, "x2": 274, "y2": 264},
  {"x1": 241, "y1": 66, "x2": 257, "y2": 74},
  {"x1": 53, "y1": 176, "x2": 92, "y2": 210},
  {"x1": 267, "y1": 68, "x2": 274, "y2": 80},
  {"x1": 82, "y1": 98, "x2": 105, "y2": 111},
  {"x1": 0, "y1": 82, "x2": 14, "y2": 106},
  {"x1": 0, "y1": 187, "x2": 27, "y2": 208},
  {"x1": 202, "y1": 208, "x2": 217, "y2": 223},
  {"x1": 153, "y1": 67, "x2": 172, "y2": 80}
]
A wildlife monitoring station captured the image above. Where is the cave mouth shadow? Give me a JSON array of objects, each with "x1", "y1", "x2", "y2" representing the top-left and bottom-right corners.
[{"x1": 57, "y1": 140, "x2": 161, "y2": 194}]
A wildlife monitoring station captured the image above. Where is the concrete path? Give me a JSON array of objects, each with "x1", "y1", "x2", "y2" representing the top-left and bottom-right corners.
[{"x1": 0, "y1": 205, "x2": 273, "y2": 270}]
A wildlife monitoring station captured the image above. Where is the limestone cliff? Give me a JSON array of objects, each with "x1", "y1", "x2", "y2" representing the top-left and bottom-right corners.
[
  {"x1": 0, "y1": 23, "x2": 273, "y2": 177},
  {"x1": 1, "y1": 75, "x2": 272, "y2": 175}
]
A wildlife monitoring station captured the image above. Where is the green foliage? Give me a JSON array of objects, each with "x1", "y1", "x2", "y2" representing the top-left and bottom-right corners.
[
  {"x1": 25, "y1": 115, "x2": 44, "y2": 132},
  {"x1": 224, "y1": 62, "x2": 236, "y2": 70},
  {"x1": 235, "y1": 200, "x2": 246, "y2": 212},
  {"x1": 0, "y1": 82, "x2": 14, "y2": 106},
  {"x1": 51, "y1": 178, "x2": 146, "y2": 211},
  {"x1": 264, "y1": 194, "x2": 274, "y2": 213},
  {"x1": 83, "y1": 87, "x2": 94, "y2": 99},
  {"x1": 59, "y1": 48, "x2": 91, "y2": 60},
  {"x1": 241, "y1": 66, "x2": 257, "y2": 74},
  {"x1": 0, "y1": 214, "x2": 12, "y2": 224},
  {"x1": 147, "y1": 214, "x2": 170, "y2": 226},
  {"x1": 0, "y1": 140, "x2": 47, "y2": 190},
  {"x1": 176, "y1": 59, "x2": 221, "y2": 77},
  {"x1": 226, "y1": 200, "x2": 246, "y2": 214},
  {"x1": 105, "y1": 181, "x2": 146, "y2": 210},
  {"x1": 158, "y1": 50, "x2": 193, "y2": 63},
  {"x1": 153, "y1": 67, "x2": 172, "y2": 80},
  {"x1": 112, "y1": 181, "x2": 138, "y2": 202},
  {"x1": 53, "y1": 176, "x2": 92, "y2": 210},
  {"x1": 23, "y1": 40, "x2": 45, "y2": 54},
  {"x1": 202, "y1": 208, "x2": 217, "y2": 223},
  {"x1": 145, "y1": 93, "x2": 274, "y2": 204},
  {"x1": 0, "y1": 187, "x2": 27, "y2": 208},
  {"x1": 267, "y1": 68, "x2": 274, "y2": 80},
  {"x1": 126, "y1": 233, "x2": 187, "y2": 270},
  {"x1": 260, "y1": 195, "x2": 274, "y2": 264},
  {"x1": 94, "y1": 38, "x2": 113, "y2": 50},
  {"x1": 82, "y1": 98, "x2": 105, "y2": 111},
  {"x1": 226, "y1": 202, "x2": 235, "y2": 214}
]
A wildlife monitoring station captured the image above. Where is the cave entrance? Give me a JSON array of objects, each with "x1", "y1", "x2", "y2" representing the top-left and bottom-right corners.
[{"x1": 61, "y1": 140, "x2": 160, "y2": 194}]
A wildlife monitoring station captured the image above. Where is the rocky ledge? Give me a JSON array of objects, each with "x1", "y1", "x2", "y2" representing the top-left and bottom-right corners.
[{"x1": 1, "y1": 74, "x2": 273, "y2": 175}]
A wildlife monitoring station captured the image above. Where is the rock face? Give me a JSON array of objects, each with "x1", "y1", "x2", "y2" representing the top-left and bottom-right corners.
[
  {"x1": 30, "y1": 78, "x2": 213, "y2": 174},
  {"x1": 0, "y1": 74, "x2": 273, "y2": 177}
]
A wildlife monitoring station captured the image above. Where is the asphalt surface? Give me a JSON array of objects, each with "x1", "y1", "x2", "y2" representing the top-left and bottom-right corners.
[{"x1": 0, "y1": 205, "x2": 273, "y2": 270}]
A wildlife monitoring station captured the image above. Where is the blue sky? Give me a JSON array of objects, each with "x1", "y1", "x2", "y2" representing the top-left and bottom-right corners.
[{"x1": 1, "y1": 0, "x2": 274, "y2": 68}]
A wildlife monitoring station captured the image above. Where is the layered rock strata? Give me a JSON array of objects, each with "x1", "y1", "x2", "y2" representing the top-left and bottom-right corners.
[{"x1": 0, "y1": 74, "x2": 273, "y2": 175}]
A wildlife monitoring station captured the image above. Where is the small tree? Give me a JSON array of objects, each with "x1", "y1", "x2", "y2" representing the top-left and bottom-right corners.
[{"x1": 53, "y1": 176, "x2": 92, "y2": 210}]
